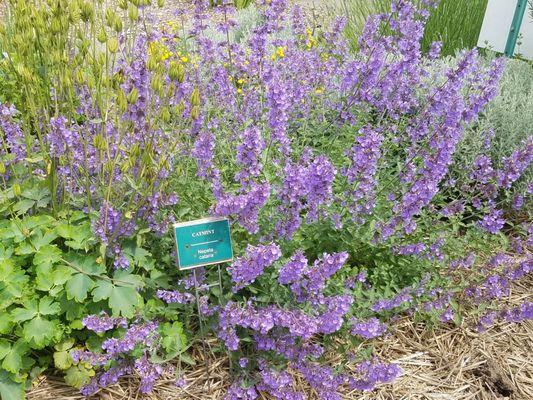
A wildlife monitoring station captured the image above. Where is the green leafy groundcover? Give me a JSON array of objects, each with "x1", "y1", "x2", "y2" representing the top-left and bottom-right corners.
[{"x1": 0, "y1": 185, "x2": 192, "y2": 397}]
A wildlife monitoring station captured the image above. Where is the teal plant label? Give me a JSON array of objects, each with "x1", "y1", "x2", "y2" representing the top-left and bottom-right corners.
[{"x1": 173, "y1": 217, "x2": 233, "y2": 270}]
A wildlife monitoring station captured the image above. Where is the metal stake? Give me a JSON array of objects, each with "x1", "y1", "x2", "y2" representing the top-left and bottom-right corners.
[
  {"x1": 193, "y1": 268, "x2": 211, "y2": 394},
  {"x1": 505, "y1": 0, "x2": 528, "y2": 57}
]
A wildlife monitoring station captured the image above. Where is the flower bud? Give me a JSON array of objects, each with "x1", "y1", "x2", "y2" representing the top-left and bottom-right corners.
[
  {"x1": 151, "y1": 75, "x2": 163, "y2": 94},
  {"x1": 117, "y1": 89, "x2": 127, "y2": 112},
  {"x1": 13, "y1": 183, "x2": 21, "y2": 197},
  {"x1": 169, "y1": 61, "x2": 185, "y2": 83},
  {"x1": 120, "y1": 160, "x2": 131, "y2": 173},
  {"x1": 105, "y1": 161, "x2": 114, "y2": 174},
  {"x1": 93, "y1": 135, "x2": 107, "y2": 151},
  {"x1": 190, "y1": 105, "x2": 200, "y2": 120},
  {"x1": 130, "y1": 144, "x2": 141, "y2": 157},
  {"x1": 127, "y1": 88, "x2": 139, "y2": 104},
  {"x1": 190, "y1": 88, "x2": 200, "y2": 107},
  {"x1": 174, "y1": 101, "x2": 185, "y2": 115},
  {"x1": 79, "y1": 1, "x2": 95, "y2": 23},
  {"x1": 160, "y1": 106, "x2": 171, "y2": 123},
  {"x1": 105, "y1": 9, "x2": 117, "y2": 28},
  {"x1": 157, "y1": 0, "x2": 165, "y2": 7},
  {"x1": 128, "y1": 5, "x2": 139, "y2": 22},
  {"x1": 114, "y1": 17, "x2": 123, "y2": 33},
  {"x1": 97, "y1": 27, "x2": 107, "y2": 44},
  {"x1": 118, "y1": 0, "x2": 128, "y2": 10},
  {"x1": 51, "y1": 18, "x2": 62, "y2": 34},
  {"x1": 147, "y1": 56, "x2": 159, "y2": 72},
  {"x1": 0, "y1": 162, "x2": 6, "y2": 175},
  {"x1": 107, "y1": 37, "x2": 119, "y2": 53}
]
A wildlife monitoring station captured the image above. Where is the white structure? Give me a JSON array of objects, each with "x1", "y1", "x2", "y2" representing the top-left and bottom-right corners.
[{"x1": 478, "y1": 0, "x2": 533, "y2": 60}]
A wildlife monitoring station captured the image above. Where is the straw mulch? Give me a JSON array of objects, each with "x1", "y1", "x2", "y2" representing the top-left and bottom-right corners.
[{"x1": 27, "y1": 276, "x2": 533, "y2": 400}]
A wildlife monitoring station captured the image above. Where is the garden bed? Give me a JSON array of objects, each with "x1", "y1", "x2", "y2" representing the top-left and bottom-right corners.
[
  {"x1": 27, "y1": 278, "x2": 533, "y2": 400},
  {"x1": 1, "y1": 1, "x2": 531, "y2": 399}
]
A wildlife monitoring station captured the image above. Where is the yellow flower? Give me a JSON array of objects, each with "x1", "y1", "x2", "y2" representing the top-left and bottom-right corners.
[
  {"x1": 276, "y1": 46, "x2": 285, "y2": 58},
  {"x1": 315, "y1": 88, "x2": 323, "y2": 94},
  {"x1": 181, "y1": 56, "x2": 189, "y2": 63},
  {"x1": 237, "y1": 88, "x2": 243, "y2": 94}
]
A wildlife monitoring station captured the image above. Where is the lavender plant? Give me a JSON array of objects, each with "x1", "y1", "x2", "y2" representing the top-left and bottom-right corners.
[{"x1": 0, "y1": 0, "x2": 531, "y2": 399}]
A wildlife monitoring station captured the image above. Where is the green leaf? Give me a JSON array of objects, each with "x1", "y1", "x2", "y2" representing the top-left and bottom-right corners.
[
  {"x1": 38, "y1": 297, "x2": 61, "y2": 316},
  {"x1": 0, "y1": 370, "x2": 24, "y2": 400},
  {"x1": 22, "y1": 317, "x2": 57, "y2": 349},
  {"x1": 113, "y1": 270, "x2": 144, "y2": 288},
  {"x1": 54, "y1": 338, "x2": 75, "y2": 352},
  {"x1": 1, "y1": 340, "x2": 28, "y2": 374},
  {"x1": 0, "y1": 312, "x2": 13, "y2": 335},
  {"x1": 0, "y1": 339, "x2": 10, "y2": 360},
  {"x1": 11, "y1": 301, "x2": 38, "y2": 323},
  {"x1": 51, "y1": 265, "x2": 73, "y2": 286},
  {"x1": 65, "y1": 274, "x2": 94, "y2": 302},
  {"x1": 0, "y1": 260, "x2": 28, "y2": 300},
  {"x1": 53, "y1": 351, "x2": 72, "y2": 370},
  {"x1": 64, "y1": 365, "x2": 94, "y2": 389},
  {"x1": 63, "y1": 253, "x2": 104, "y2": 275},
  {"x1": 91, "y1": 280, "x2": 113, "y2": 302},
  {"x1": 33, "y1": 245, "x2": 62, "y2": 269},
  {"x1": 160, "y1": 322, "x2": 187, "y2": 357},
  {"x1": 14, "y1": 241, "x2": 35, "y2": 256},
  {"x1": 109, "y1": 286, "x2": 141, "y2": 318},
  {"x1": 30, "y1": 230, "x2": 58, "y2": 251},
  {"x1": 179, "y1": 353, "x2": 196, "y2": 366},
  {"x1": 57, "y1": 223, "x2": 93, "y2": 250},
  {"x1": 12, "y1": 199, "x2": 35, "y2": 215}
]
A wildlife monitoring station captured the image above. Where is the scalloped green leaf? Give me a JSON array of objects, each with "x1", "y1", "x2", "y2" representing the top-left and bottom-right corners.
[
  {"x1": 109, "y1": 286, "x2": 141, "y2": 318},
  {"x1": 65, "y1": 274, "x2": 94, "y2": 303},
  {"x1": 0, "y1": 370, "x2": 24, "y2": 400},
  {"x1": 22, "y1": 317, "x2": 57, "y2": 349}
]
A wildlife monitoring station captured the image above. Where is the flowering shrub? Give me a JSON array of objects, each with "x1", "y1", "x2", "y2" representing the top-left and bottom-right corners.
[{"x1": 0, "y1": 0, "x2": 531, "y2": 399}]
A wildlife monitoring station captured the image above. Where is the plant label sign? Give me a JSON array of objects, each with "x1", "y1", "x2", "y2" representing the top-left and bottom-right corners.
[
  {"x1": 174, "y1": 217, "x2": 233, "y2": 270},
  {"x1": 478, "y1": 0, "x2": 533, "y2": 60}
]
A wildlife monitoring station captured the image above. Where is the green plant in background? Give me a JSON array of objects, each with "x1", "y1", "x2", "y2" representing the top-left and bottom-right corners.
[
  {"x1": 340, "y1": 0, "x2": 488, "y2": 55},
  {"x1": 454, "y1": 55, "x2": 533, "y2": 195},
  {"x1": 208, "y1": 0, "x2": 253, "y2": 9},
  {"x1": 234, "y1": 0, "x2": 253, "y2": 9}
]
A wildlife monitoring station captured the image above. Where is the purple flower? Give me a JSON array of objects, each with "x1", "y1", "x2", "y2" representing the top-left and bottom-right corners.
[
  {"x1": 101, "y1": 321, "x2": 159, "y2": 357},
  {"x1": 82, "y1": 313, "x2": 127, "y2": 333},
  {"x1": 350, "y1": 317, "x2": 388, "y2": 339},
  {"x1": 229, "y1": 243, "x2": 282, "y2": 291},
  {"x1": 213, "y1": 181, "x2": 270, "y2": 234},
  {"x1": 343, "y1": 125, "x2": 384, "y2": 220},
  {"x1": 156, "y1": 289, "x2": 195, "y2": 304},
  {"x1": 277, "y1": 153, "x2": 336, "y2": 238},
  {"x1": 278, "y1": 250, "x2": 308, "y2": 285},
  {"x1": 225, "y1": 380, "x2": 258, "y2": 400},
  {"x1": 497, "y1": 139, "x2": 533, "y2": 188},
  {"x1": 135, "y1": 355, "x2": 164, "y2": 394},
  {"x1": 235, "y1": 126, "x2": 266, "y2": 183},
  {"x1": 478, "y1": 208, "x2": 505, "y2": 234}
]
